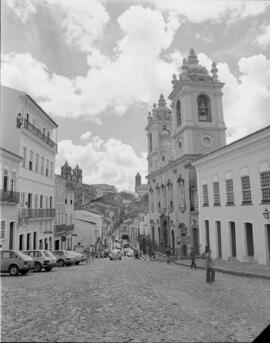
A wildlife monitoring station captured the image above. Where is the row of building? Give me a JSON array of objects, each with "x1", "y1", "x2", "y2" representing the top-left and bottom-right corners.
[
  {"x1": 146, "y1": 49, "x2": 270, "y2": 265},
  {"x1": 0, "y1": 85, "x2": 116, "y2": 252}
]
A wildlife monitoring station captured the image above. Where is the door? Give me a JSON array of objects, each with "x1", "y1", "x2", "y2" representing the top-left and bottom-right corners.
[
  {"x1": 245, "y1": 223, "x2": 254, "y2": 257},
  {"x1": 216, "y1": 221, "x2": 222, "y2": 258},
  {"x1": 230, "y1": 222, "x2": 237, "y2": 257},
  {"x1": 192, "y1": 228, "x2": 199, "y2": 255},
  {"x1": 9, "y1": 222, "x2": 14, "y2": 250}
]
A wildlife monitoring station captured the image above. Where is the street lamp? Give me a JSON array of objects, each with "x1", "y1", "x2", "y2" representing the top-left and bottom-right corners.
[{"x1": 263, "y1": 208, "x2": 270, "y2": 223}]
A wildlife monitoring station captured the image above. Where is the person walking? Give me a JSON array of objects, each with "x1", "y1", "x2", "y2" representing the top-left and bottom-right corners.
[
  {"x1": 190, "y1": 248, "x2": 197, "y2": 269},
  {"x1": 205, "y1": 248, "x2": 215, "y2": 283},
  {"x1": 85, "y1": 247, "x2": 91, "y2": 264},
  {"x1": 166, "y1": 248, "x2": 171, "y2": 264}
]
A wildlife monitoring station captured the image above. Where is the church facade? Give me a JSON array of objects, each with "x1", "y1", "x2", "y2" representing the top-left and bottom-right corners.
[{"x1": 146, "y1": 49, "x2": 226, "y2": 256}]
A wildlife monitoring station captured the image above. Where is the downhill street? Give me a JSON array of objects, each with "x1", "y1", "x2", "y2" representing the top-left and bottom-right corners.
[{"x1": 1, "y1": 257, "x2": 270, "y2": 342}]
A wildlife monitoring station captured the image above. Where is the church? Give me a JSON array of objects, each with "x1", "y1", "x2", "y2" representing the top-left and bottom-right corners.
[{"x1": 146, "y1": 49, "x2": 226, "y2": 256}]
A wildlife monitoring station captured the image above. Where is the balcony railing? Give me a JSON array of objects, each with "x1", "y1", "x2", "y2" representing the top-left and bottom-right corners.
[
  {"x1": 1, "y1": 190, "x2": 20, "y2": 203},
  {"x1": 66, "y1": 224, "x2": 75, "y2": 232},
  {"x1": 23, "y1": 120, "x2": 57, "y2": 152},
  {"x1": 19, "y1": 208, "x2": 56, "y2": 219}
]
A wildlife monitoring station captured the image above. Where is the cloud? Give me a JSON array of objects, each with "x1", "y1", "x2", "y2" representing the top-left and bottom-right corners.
[
  {"x1": 197, "y1": 52, "x2": 270, "y2": 142},
  {"x1": 152, "y1": 0, "x2": 270, "y2": 23},
  {"x1": 256, "y1": 23, "x2": 270, "y2": 47},
  {"x1": 80, "y1": 131, "x2": 92, "y2": 141},
  {"x1": 1, "y1": 5, "x2": 180, "y2": 121},
  {"x1": 4, "y1": 0, "x2": 37, "y2": 23},
  {"x1": 55, "y1": 135, "x2": 148, "y2": 191}
]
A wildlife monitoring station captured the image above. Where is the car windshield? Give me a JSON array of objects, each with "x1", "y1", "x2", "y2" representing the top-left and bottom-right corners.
[
  {"x1": 43, "y1": 251, "x2": 51, "y2": 257},
  {"x1": 15, "y1": 250, "x2": 29, "y2": 258}
]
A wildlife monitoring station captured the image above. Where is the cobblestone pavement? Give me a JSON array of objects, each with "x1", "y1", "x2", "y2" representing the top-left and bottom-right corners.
[{"x1": 1, "y1": 257, "x2": 270, "y2": 342}]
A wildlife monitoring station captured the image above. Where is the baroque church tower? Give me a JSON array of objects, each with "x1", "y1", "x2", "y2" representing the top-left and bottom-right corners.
[{"x1": 169, "y1": 48, "x2": 226, "y2": 159}]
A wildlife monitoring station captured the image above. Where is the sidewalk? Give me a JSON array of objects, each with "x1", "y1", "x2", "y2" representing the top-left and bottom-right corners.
[{"x1": 173, "y1": 257, "x2": 270, "y2": 280}]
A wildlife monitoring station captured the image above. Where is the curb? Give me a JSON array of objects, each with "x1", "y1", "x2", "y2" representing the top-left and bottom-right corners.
[{"x1": 174, "y1": 261, "x2": 270, "y2": 280}]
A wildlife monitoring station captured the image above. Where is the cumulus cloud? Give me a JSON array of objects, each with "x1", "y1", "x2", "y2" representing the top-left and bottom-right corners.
[
  {"x1": 55, "y1": 135, "x2": 147, "y2": 191},
  {"x1": 197, "y1": 52, "x2": 270, "y2": 142},
  {"x1": 152, "y1": 0, "x2": 270, "y2": 23},
  {"x1": 256, "y1": 23, "x2": 270, "y2": 47},
  {"x1": 4, "y1": 0, "x2": 37, "y2": 23},
  {"x1": 80, "y1": 131, "x2": 92, "y2": 141},
  {"x1": 1, "y1": 5, "x2": 180, "y2": 120}
]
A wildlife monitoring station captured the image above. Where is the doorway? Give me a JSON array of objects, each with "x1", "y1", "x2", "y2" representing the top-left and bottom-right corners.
[
  {"x1": 229, "y1": 222, "x2": 237, "y2": 257},
  {"x1": 171, "y1": 229, "x2": 175, "y2": 255},
  {"x1": 9, "y1": 222, "x2": 15, "y2": 250},
  {"x1": 216, "y1": 221, "x2": 222, "y2": 258},
  {"x1": 192, "y1": 227, "x2": 199, "y2": 254},
  {"x1": 266, "y1": 224, "x2": 270, "y2": 263},
  {"x1": 245, "y1": 223, "x2": 254, "y2": 257}
]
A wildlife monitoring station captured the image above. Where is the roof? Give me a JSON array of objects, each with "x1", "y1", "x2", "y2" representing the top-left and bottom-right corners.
[{"x1": 0, "y1": 147, "x2": 23, "y2": 161}]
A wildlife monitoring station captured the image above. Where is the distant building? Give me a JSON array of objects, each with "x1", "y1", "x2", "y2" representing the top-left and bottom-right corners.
[
  {"x1": 92, "y1": 184, "x2": 117, "y2": 198},
  {"x1": 73, "y1": 210, "x2": 103, "y2": 248},
  {"x1": 135, "y1": 172, "x2": 148, "y2": 198},
  {"x1": 193, "y1": 125, "x2": 270, "y2": 265},
  {"x1": 1, "y1": 85, "x2": 58, "y2": 251},
  {"x1": 54, "y1": 175, "x2": 75, "y2": 250}
]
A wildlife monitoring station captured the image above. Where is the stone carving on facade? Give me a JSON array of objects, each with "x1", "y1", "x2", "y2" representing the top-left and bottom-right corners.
[{"x1": 16, "y1": 113, "x2": 23, "y2": 128}]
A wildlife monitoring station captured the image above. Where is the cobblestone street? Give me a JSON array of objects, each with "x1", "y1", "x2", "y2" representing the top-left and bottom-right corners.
[{"x1": 2, "y1": 258, "x2": 270, "y2": 342}]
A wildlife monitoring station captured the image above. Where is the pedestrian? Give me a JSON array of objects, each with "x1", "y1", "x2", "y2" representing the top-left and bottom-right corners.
[
  {"x1": 190, "y1": 248, "x2": 197, "y2": 269},
  {"x1": 85, "y1": 248, "x2": 91, "y2": 264},
  {"x1": 205, "y1": 248, "x2": 215, "y2": 283},
  {"x1": 91, "y1": 249, "x2": 95, "y2": 261},
  {"x1": 166, "y1": 249, "x2": 171, "y2": 264}
]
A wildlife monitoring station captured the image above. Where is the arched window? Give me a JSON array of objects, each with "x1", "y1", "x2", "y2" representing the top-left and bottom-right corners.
[
  {"x1": 197, "y1": 94, "x2": 211, "y2": 122},
  {"x1": 176, "y1": 100, "x2": 181, "y2": 127},
  {"x1": 149, "y1": 133, "x2": 152, "y2": 152}
]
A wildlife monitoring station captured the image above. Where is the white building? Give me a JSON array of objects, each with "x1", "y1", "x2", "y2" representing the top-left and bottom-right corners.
[
  {"x1": 1, "y1": 85, "x2": 58, "y2": 251},
  {"x1": 0, "y1": 147, "x2": 22, "y2": 250},
  {"x1": 193, "y1": 126, "x2": 270, "y2": 265},
  {"x1": 73, "y1": 210, "x2": 103, "y2": 248}
]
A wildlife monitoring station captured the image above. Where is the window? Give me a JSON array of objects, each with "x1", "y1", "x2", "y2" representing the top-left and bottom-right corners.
[
  {"x1": 23, "y1": 146, "x2": 27, "y2": 168},
  {"x1": 203, "y1": 184, "x2": 209, "y2": 206},
  {"x1": 45, "y1": 196, "x2": 48, "y2": 209},
  {"x1": 40, "y1": 195, "x2": 43, "y2": 208},
  {"x1": 49, "y1": 196, "x2": 53, "y2": 209},
  {"x1": 65, "y1": 199, "x2": 67, "y2": 204},
  {"x1": 35, "y1": 154, "x2": 39, "y2": 173},
  {"x1": 34, "y1": 194, "x2": 38, "y2": 208},
  {"x1": 1, "y1": 221, "x2": 6, "y2": 240},
  {"x1": 176, "y1": 100, "x2": 181, "y2": 127},
  {"x1": 260, "y1": 171, "x2": 270, "y2": 203},
  {"x1": 213, "y1": 182, "x2": 220, "y2": 206},
  {"x1": 149, "y1": 133, "x2": 152, "y2": 152},
  {"x1": 29, "y1": 150, "x2": 33, "y2": 171},
  {"x1": 197, "y1": 94, "x2": 211, "y2": 122},
  {"x1": 70, "y1": 199, "x2": 73, "y2": 205},
  {"x1": 241, "y1": 176, "x2": 252, "y2": 204},
  {"x1": 21, "y1": 192, "x2": 25, "y2": 207},
  {"x1": 50, "y1": 162, "x2": 53, "y2": 178},
  {"x1": 41, "y1": 157, "x2": 44, "y2": 175},
  {"x1": 46, "y1": 159, "x2": 49, "y2": 177},
  {"x1": 226, "y1": 179, "x2": 234, "y2": 205},
  {"x1": 3, "y1": 173, "x2": 8, "y2": 191}
]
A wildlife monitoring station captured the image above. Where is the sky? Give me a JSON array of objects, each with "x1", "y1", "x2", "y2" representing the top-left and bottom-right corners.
[{"x1": 1, "y1": 0, "x2": 270, "y2": 191}]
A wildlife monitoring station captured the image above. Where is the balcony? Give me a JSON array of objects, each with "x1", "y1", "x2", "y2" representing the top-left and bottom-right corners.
[
  {"x1": 19, "y1": 208, "x2": 56, "y2": 219},
  {"x1": 1, "y1": 190, "x2": 20, "y2": 204},
  {"x1": 66, "y1": 224, "x2": 75, "y2": 232},
  {"x1": 23, "y1": 120, "x2": 57, "y2": 153}
]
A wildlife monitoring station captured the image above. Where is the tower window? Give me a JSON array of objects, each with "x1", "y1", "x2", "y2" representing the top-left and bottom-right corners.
[
  {"x1": 149, "y1": 133, "x2": 152, "y2": 152},
  {"x1": 176, "y1": 100, "x2": 181, "y2": 127},
  {"x1": 197, "y1": 94, "x2": 211, "y2": 122}
]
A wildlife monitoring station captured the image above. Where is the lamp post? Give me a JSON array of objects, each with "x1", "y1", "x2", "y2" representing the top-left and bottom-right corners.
[{"x1": 263, "y1": 208, "x2": 270, "y2": 223}]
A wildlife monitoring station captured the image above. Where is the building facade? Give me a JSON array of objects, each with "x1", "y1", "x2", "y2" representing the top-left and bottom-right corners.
[
  {"x1": 1, "y1": 85, "x2": 58, "y2": 251},
  {"x1": 193, "y1": 126, "x2": 270, "y2": 265},
  {"x1": 146, "y1": 49, "x2": 226, "y2": 256},
  {"x1": 0, "y1": 148, "x2": 22, "y2": 250},
  {"x1": 54, "y1": 175, "x2": 75, "y2": 250}
]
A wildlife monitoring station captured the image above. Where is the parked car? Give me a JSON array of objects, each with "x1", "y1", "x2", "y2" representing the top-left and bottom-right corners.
[
  {"x1": 123, "y1": 240, "x2": 129, "y2": 248},
  {"x1": 24, "y1": 250, "x2": 57, "y2": 272},
  {"x1": 66, "y1": 251, "x2": 85, "y2": 265},
  {"x1": 0, "y1": 250, "x2": 34, "y2": 276},
  {"x1": 109, "y1": 249, "x2": 122, "y2": 261},
  {"x1": 51, "y1": 250, "x2": 74, "y2": 267},
  {"x1": 126, "y1": 249, "x2": 134, "y2": 257}
]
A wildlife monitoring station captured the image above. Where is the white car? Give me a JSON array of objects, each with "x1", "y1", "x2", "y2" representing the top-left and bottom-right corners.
[{"x1": 109, "y1": 249, "x2": 122, "y2": 261}]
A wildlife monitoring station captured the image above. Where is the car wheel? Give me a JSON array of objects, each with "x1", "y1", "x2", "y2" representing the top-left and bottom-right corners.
[
  {"x1": 34, "y1": 263, "x2": 42, "y2": 272},
  {"x1": 9, "y1": 265, "x2": 19, "y2": 276},
  {"x1": 20, "y1": 270, "x2": 28, "y2": 275},
  {"x1": 45, "y1": 266, "x2": 52, "y2": 272},
  {"x1": 75, "y1": 261, "x2": 80, "y2": 265},
  {"x1": 58, "y1": 259, "x2": 65, "y2": 267}
]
